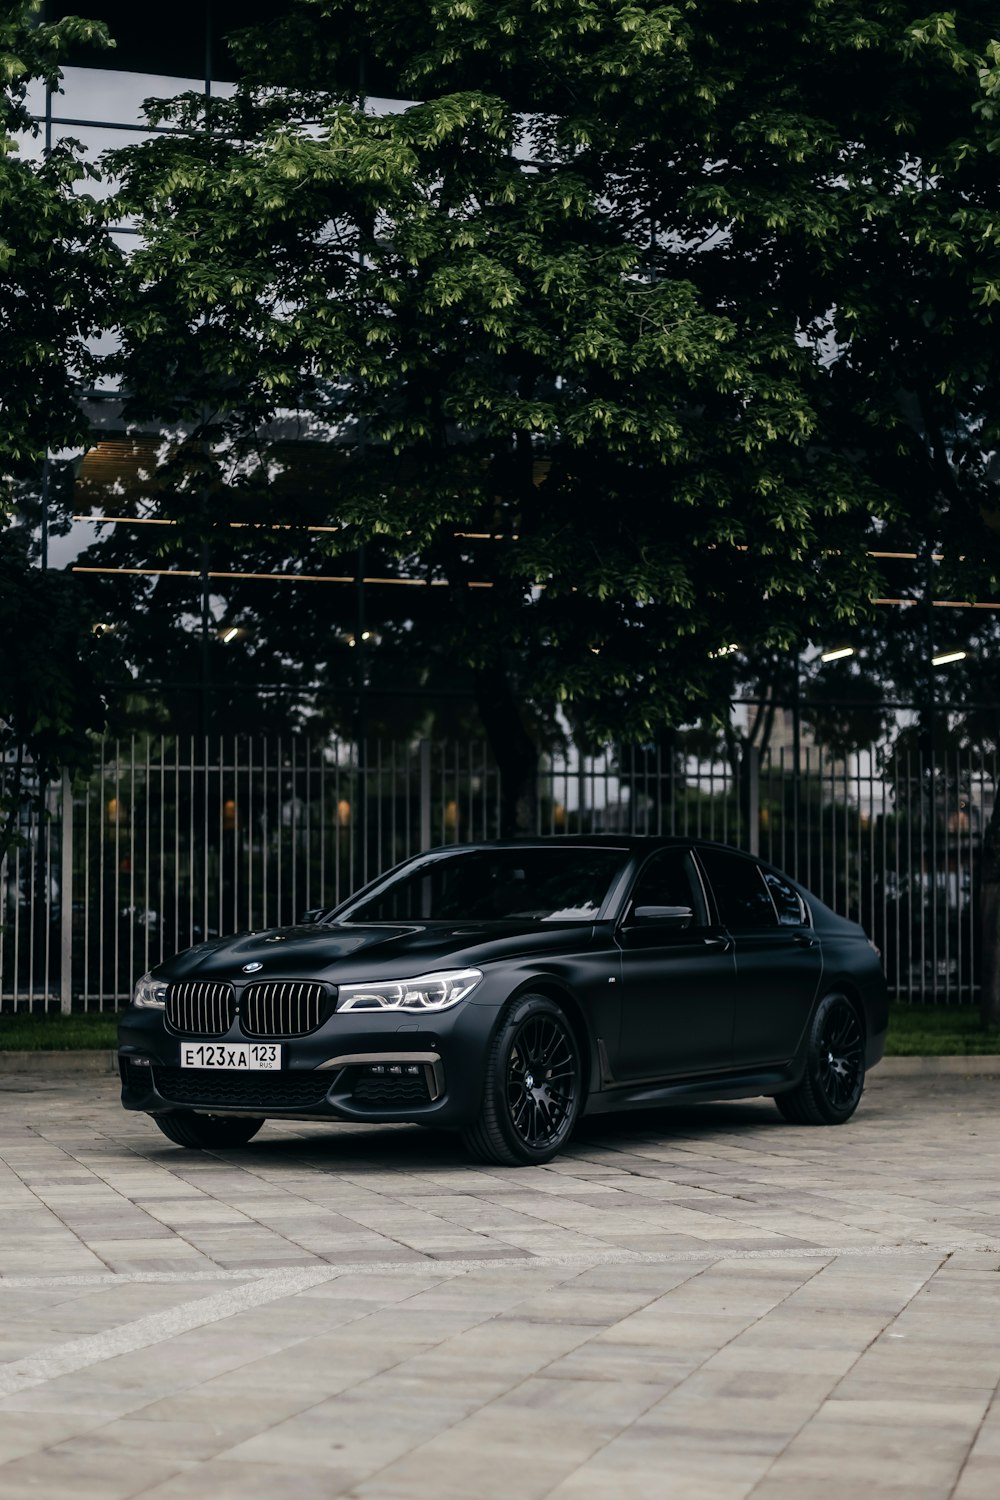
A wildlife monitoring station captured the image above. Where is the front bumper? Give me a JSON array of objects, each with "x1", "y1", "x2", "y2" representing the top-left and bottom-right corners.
[{"x1": 117, "y1": 998, "x2": 502, "y2": 1128}]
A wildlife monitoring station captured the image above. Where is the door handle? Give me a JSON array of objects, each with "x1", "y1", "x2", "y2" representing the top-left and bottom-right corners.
[
  {"x1": 703, "y1": 936, "x2": 732, "y2": 950},
  {"x1": 794, "y1": 934, "x2": 818, "y2": 948}
]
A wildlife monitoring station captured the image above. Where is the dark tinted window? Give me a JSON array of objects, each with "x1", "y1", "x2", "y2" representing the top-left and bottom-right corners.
[
  {"x1": 763, "y1": 871, "x2": 807, "y2": 927},
  {"x1": 628, "y1": 849, "x2": 707, "y2": 924},
  {"x1": 339, "y1": 848, "x2": 627, "y2": 923},
  {"x1": 697, "y1": 849, "x2": 777, "y2": 929}
]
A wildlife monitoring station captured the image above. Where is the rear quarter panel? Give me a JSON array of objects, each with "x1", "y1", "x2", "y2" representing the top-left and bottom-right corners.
[{"x1": 808, "y1": 909, "x2": 889, "y2": 1070}]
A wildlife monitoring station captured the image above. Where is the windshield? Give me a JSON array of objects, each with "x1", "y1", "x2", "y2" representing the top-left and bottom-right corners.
[{"x1": 337, "y1": 847, "x2": 627, "y2": 924}]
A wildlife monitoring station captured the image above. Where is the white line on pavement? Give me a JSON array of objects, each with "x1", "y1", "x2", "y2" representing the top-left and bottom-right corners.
[
  {"x1": 0, "y1": 1268, "x2": 261, "y2": 1289},
  {"x1": 1, "y1": 1239, "x2": 991, "y2": 1295},
  {"x1": 0, "y1": 1265, "x2": 337, "y2": 1399}
]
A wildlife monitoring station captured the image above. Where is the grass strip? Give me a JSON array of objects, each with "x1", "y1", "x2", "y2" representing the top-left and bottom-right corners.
[
  {"x1": 884, "y1": 1002, "x2": 1000, "y2": 1056},
  {"x1": 0, "y1": 1011, "x2": 119, "y2": 1051},
  {"x1": 0, "y1": 1002, "x2": 998, "y2": 1055}
]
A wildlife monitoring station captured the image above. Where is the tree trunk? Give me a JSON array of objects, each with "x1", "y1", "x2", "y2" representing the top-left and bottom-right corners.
[
  {"x1": 474, "y1": 667, "x2": 538, "y2": 838},
  {"x1": 0, "y1": 737, "x2": 25, "y2": 870},
  {"x1": 981, "y1": 793, "x2": 1000, "y2": 1027}
]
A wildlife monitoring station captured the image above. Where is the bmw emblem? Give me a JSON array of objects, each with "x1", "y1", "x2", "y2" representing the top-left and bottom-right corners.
[{"x1": 242, "y1": 962, "x2": 263, "y2": 973}]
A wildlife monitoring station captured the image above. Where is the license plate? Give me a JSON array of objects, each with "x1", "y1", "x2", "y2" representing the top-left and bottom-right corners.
[{"x1": 180, "y1": 1042, "x2": 281, "y2": 1071}]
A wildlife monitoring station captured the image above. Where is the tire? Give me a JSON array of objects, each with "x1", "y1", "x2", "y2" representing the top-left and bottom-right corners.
[
  {"x1": 775, "y1": 992, "x2": 865, "y2": 1126},
  {"x1": 152, "y1": 1111, "x2": 265, "y2": 1149},
  {"x1": 462, "y1": 994, "x2": 582, "y2": 1166}
]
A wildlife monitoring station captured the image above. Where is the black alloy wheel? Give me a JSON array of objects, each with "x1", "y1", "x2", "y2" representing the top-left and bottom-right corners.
[
  {"x1": 463, "y1": 994, "x2": 582, "y2": 1165},
  {"x1": 775, "y1": 992, "x2": 865, "y2": 1126},
  {"x1": 152, "y1": 1111, "x2": 265, "y2": 1149}
]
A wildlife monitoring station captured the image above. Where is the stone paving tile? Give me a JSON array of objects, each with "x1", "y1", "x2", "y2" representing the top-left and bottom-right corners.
[
  {"x1": 49, "y1": 1415, "x2": 265, "y2": 1463},
  {"x1": 953, "y1": 1458, "x2": 1000, "y2": 1500},
  {"x1": 350, "y1": 1377, "x2": 670, "y2": 1500},
  {"x1": 2, "y1": 1071, "x2": 1000, "y2": 1499},
  {"x1": 0, "y1": 1409, "x2": 111, "y2": 1464},
  {"x1": 140, "y1": 1458, "x2": 361, "y2": 1499},
  {"x1": 0, "y1": 1449, "x2": 187, "y2": 1500}
]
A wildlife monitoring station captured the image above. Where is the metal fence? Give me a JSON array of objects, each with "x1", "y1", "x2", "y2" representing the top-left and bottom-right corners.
[{"x1": 1, "y1": 735, "x2": 994, "y2": 1010}]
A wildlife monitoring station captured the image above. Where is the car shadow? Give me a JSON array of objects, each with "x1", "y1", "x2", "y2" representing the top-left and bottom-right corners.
[
  {"x1": 572, "y1": 1097, "x2": 786, "y2": 1145},
  {"x1": 197, "y1": 1097, "x2": 788, "y2": 1171}
]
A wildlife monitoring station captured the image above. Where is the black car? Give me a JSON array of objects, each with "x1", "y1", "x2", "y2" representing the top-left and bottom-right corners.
[{"x1": 118, "y1": 837, "x2": 888, "y2": 1165}]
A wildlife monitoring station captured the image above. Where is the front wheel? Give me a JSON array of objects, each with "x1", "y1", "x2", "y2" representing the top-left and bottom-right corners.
[
  {"x1": 462, "y1": 994, "x2": 582, "y2": 1166},
  {"x1": 152, "y1": 1111, "x2": 264, "y2": 1149},
  {"x1": 775, "y1": 992, "x2": 865, "y2": 1125}
]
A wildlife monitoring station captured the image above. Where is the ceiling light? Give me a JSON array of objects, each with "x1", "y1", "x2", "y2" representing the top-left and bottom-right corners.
[{"x1": 932, "y1": 650, "x2": 967, "y2": 666}]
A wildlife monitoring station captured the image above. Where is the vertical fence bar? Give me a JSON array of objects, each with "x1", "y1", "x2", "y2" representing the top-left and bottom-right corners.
[
  {"x1": 186, "y1": 737, "x2": 195, "y2": 962},
  {"x1": 59, "y1": 768, "x2": 73, "y2": 1013},
  {"x1": 217, "y1": 735, "x2": 224, "y2": 941},
  {"x1": 419, "y1": 739, "x2": 431, "y2": 851},
  {"x1": 262, "y1": 737, "x2": 270, "y2": 930},
  {"x1": 0, "y1": 845, "x2": 6, "y2": 1005},
  {"x1": 42, "y1": 787, "x2": 52, "y2": 1005},
  {"x1": 82, "y1": 771, "x2": 91, "y2": 1007},
  {"x1": 25, "y1": 798, "x2": 36, "y2": 1007},
  {"x1": 96, "y1": 740, "x2": 106, "y2": 1010},
  {"x1": 127, "y1": 736, "x2": 136, "y2": 1001},
  {"x1": 742, "y1": 743, "x2": 759, "y2": 855},
  {"x1": 143, "y1": 736, "x2": 151, "y2": 980},
  {"x1": 12, "y1": 837, "x2": 21, "y2": 1009},
  {"x1": 956, "y1": 749, "x2": 966, "y2": 1003},
  {"x1": 318, "y1": 738, "x2": 326, "y2": 911},
  {"x1": 276, "y1": 735, "x2": 285, "y2": 927},
  {"x1": 247, "y1": 737, "x2": 255, "y2": 931},
  {"x1": 201, "y1": 735, "x2": 210, "y2": 943}
]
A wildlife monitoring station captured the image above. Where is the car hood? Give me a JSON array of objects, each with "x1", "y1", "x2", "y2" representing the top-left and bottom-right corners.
[{"x1": 158, "y1": 919, "x2": 599, "y2": 983}]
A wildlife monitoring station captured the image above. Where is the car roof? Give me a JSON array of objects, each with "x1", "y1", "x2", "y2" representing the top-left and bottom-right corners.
[{"x1": 417, "y1": 835, "x2": 764, "y2": 856}]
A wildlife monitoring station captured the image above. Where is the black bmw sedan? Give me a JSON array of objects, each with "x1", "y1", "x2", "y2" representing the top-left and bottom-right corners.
[{"x1": 118, "y1": 837, "x2": 888, "y2": 1165}]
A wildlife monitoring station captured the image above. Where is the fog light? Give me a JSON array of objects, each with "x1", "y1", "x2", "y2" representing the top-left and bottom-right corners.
[
  {"x1": 130, "y1": 1056, "x2": 152, "y2": 1068},
  {"x1": 369, "y1": 1065, "x2": 385, "y2": 1075}
]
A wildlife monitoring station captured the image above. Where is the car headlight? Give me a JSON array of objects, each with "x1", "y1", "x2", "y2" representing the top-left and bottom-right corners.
[
  {"x1": 337, "y1": 968, "x2": 482, "y2": 1013},
  {"x1": 133, "y1": 972, "x2": 167, "y2": 1009}
]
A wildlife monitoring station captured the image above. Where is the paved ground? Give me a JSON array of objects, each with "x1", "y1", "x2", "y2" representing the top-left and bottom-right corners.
[{"x1": 1, "y1": 1069, "x2": 999, "y2": 1500}]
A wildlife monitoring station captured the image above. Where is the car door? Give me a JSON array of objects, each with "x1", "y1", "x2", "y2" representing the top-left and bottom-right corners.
[
  {"x1": 694, "y1": 848, "x2": 823, "y2": 1067},
  {"x1": 614, "y1": 847, "x2": 737, "y2": 1082}
]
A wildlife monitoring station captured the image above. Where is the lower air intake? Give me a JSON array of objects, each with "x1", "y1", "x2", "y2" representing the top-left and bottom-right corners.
[{"x1": 152, "y1": 1067, "x2": 330, "y2": 1111}]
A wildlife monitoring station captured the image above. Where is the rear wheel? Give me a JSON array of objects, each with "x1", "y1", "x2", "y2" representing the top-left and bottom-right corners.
[
  {"x1": 152, "y1": 1111, "x2": 264, "y2": 1149},
  {"x1": 463, "y1": 994, "x2": 582, "y2": 1166},
  {"x1": 775, "y1": 992, "x2": 865, "y2": 1125}
]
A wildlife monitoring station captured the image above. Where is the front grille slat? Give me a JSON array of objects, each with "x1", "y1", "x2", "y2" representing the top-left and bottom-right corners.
[
  {"x1": 241, "y1": 980, "x2": 331, "y2": 1039},
  {"x1": 166, "y1": 981, "x2": 236, "y2": 1037}
]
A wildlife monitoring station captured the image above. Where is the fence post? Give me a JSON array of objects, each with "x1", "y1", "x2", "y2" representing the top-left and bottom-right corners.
[
  {"x1": 419, "y1": 739, "x2": 432, "y2": 850},
  {"x1": 741, "y1": 742, "x2": 760, "y2": 856},
  {"x1": 59, "y1": 767, "x2": 73, "y2": 1014}
]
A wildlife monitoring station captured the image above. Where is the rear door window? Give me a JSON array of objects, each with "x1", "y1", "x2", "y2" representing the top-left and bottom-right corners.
[
  {"x1": 696, "y1": 849, "x2": 777, "y2": 930},
  {"x1": 762, "y1": 870, "x2": 808, "y2": 927}
]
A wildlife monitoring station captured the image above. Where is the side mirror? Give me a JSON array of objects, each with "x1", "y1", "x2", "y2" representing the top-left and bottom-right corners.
[
  {"x1": 630, "y1": 905, "x2": 694, "y2": 930},
  {"x1": 299, "y1": 908, "x2": 327, "y2": 925}
]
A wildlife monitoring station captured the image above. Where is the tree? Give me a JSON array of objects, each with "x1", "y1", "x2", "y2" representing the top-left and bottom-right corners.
[
  {"x1": 85, "y1": 2, "x2": 1000, "y2": 869},
  {"x1": 96, "y1": 4, "x2": 897, "y2": 823},
  {"x1": 0, "y1": 2, "x2": 123, "y2": 861},
  {"x1": 0, "y1": 0, "x2": 118, "y2": 502},
  {"x1": 0, "y1": 531, "x2": 119, "y2": 865}
]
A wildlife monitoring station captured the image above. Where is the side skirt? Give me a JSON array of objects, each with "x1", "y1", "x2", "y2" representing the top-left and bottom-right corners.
[{"x1": 581, "y1": 1066, "x2": 799, "y2": 1115}]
